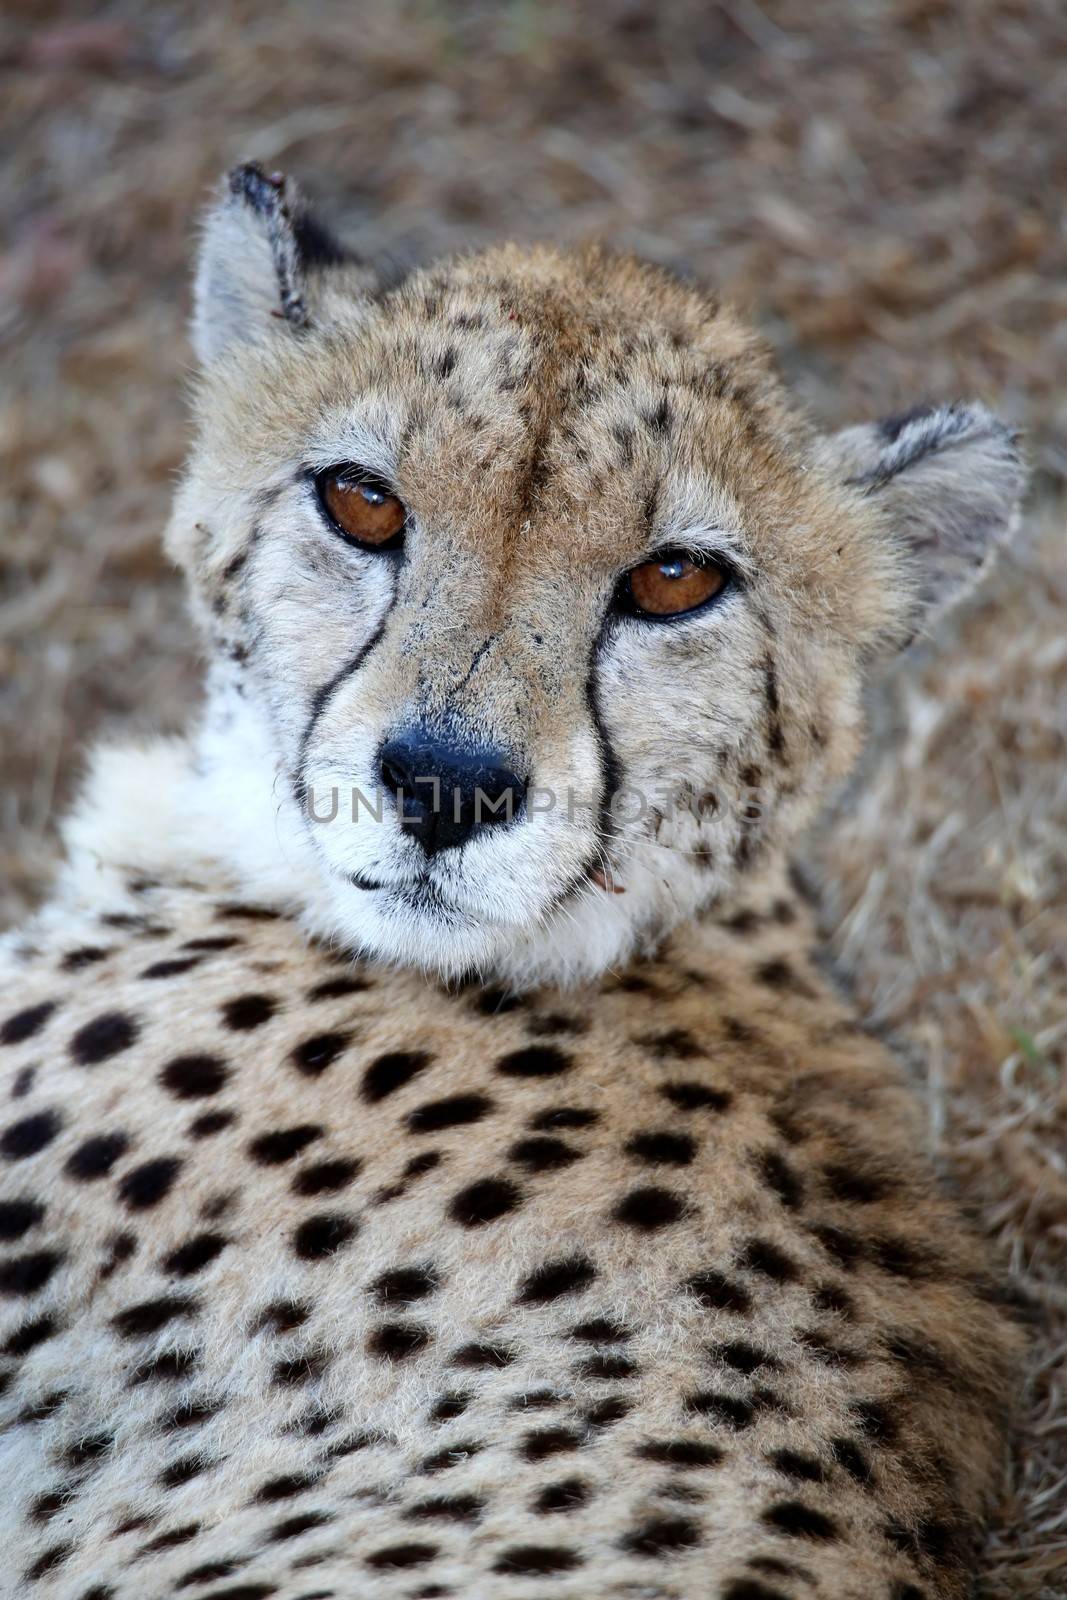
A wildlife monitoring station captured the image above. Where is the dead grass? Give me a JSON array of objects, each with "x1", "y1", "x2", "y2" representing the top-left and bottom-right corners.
[{"x1": 0, "y1": 2, "x2": 1064, "y2": 1592}]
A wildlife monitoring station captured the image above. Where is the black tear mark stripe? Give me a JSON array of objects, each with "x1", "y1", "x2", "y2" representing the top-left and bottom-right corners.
[
  {"x1": 293, "y1": 610, "x2": 393, "y2": 807},
  {"x1": 584, "y1": 615, "x2": 623, "y2": 859}
]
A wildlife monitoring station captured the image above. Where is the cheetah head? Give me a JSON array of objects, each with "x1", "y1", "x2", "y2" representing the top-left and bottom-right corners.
[{"x1": 166, "y1": 165, "x2": 1025, "y2": 984}]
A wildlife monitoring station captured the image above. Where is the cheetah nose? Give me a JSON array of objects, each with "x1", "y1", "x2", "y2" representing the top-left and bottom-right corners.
[{"x1": 377, "y1": 725, "x2": 527, "y2": 856}]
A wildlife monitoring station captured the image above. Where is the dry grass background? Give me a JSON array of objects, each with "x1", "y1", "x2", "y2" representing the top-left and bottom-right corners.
[{"x1": 0, "y1": 1, "x2": 1064, "y2": 1592}]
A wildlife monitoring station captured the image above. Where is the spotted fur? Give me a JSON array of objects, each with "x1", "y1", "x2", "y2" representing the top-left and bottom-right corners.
[{"x1": 0, "y1": 166, "x2": 1026, "y2": 1598}]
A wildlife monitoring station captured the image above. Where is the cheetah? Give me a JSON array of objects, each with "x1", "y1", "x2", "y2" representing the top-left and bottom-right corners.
[{"x1": 0, "y1": 165, "x2": 1028, "y2": 1600}]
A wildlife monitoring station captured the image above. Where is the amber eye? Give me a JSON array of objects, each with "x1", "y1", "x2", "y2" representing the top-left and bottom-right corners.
[
  {"x1": 317, "y1": 469, "x2": 407, "y2": 550},
  {"x1": 620, "y1": 550, "x2": 729, "y2": 619}
]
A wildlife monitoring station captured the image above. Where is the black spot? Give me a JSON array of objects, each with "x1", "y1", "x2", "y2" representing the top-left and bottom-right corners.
[
  {"x1": 518, "y1": 1256, "x2": 597, "y2": 1304},
  {"x1": 118, "y1": 1156, "x2": 183, "y2": 1210},
  {"x1": 164, "y1": 1233, "x2": 229, "y2": 1276},
  {"x1": 831, "y1": 1436, "x2": 873, "y2": 1484},
  {"x1": 659, "y1": 1082, "x2": 732, "y2": 1113},
  {"x1": 638, "y1": 1027, "x2": 706, "y2": 1060},
  {"x1": 622, "y1": 1515, "x2": 701, "y2": 1556},
  {"x1": 159, "y1": 1452, "x2": 213, "y2": 1489},
  {"x1": 429, "y1": 1392, "x2": 470, "y2": 1421},
  {"x1": 739, "y1": 1238, "x2": 800, "y2": 1281},
  {"x1": 11, "y1": 1065, "x2": 35, "y2": 1097},
  {"x1": 870, "y1": 1235, "x2": 936, "y2": 1279},
  {"x1": 636, "y1": 1440, "x2": 724, "y2": 1468},
  {"x1": 24, "y1": 1542, "x2": 73, "y2": 1581},
  {"x1": 160, "y1": 1055, "x2": 230, "y2": 1099},
  {"x1": 533, "y1": 1478, "x2": 589, "y2": 1513},
  {"x1": 762, "y1": 1501, "x2": 838, "y2": 1540},
  {"x1": 291, "y1": 1031, "x2": 351, "y2": 1076},
  {"x1": 508, "y1": 1136, "x2": 581, "y2": 1171},
  {"x1": 769, "y1": 1449, "x2": 825, "y2": 1483},
  {"x1": 756, "y1": 1150, "x2": 805, "y2": 1210},
  {"x1": 404, "y1": 1493, "x2": 484, "y2": 1522},
  {"x1": 371, "y1": 1266, "x2": 439, "y2": 1304},
  {"x1": 450, "y1": 1342, "x2": 513, "y2": 1369},
  {"x1": 292, "y1": 1158, "x2": 361, "y2": 1196},
  {"x1": 70, "y1": 1012, "x2": 138, "y2": 1066},
  {"x1": 576, "y1": 1352, "x2": 637, "y2": 1380},
  {"x1": 215, "y1": 902, "x2": 282, "y2": 921},
  {"x1": 270, "y1": 1510, "x2": 335, "y2": 1542},
  {"x1": 65, "y1": 1131, "x2": 129, "y2": 1180},
  {"x1": 722, "y1": 1582, "x2": 789, "y2": 1600},
  {"x1": 362, "y1": 1049, "x2": 432, "y2": 1102},
  {"x1": 99, "y1": 1230, "x2": 136, "y2": 1279},
  {"x1": 686, "y1": 1269, "x2": 751, "y2": 1314},
  {"x1": 475, "y1": 986, "x2": 524, "y2": 1015},
  {"x1": 365, "y1": 1542, "x2": 437, "y2": 1569},
  {"x1": 493, "y1": 1546, "x2": 580, "y2": 1575},
  {"x1": 30, "y1": 1487, "x2": 71, "y2": 1522},
  {"x1": 222, "y1": 995, "x2": 278, "y2": 1031},
  {"x1": 175, "y1": 1563, "x2": 243, "y2": 1589},
  {"x1": 407, "y1": 1094, "x2": 492, "y2": 1133},
  {"x1": 449, "y1": 1177, "x2": 522, "y2": 1226},
  {"x1": 626, "y1": 1130, "x2": 696, "y2": 1165},
  {"x1": 823, "y1": 1163, "x2": 891, "y2": 1204},
  {"x1": 2, "y1": 1108, "x2": 62, "y2": 1160},
  {"x1": 181, "y1": 935, "x2": 242, "y2": 952},
  {"x1": 4, "y1": 1311, "x2": 58, "y2": 1356},
  {"x1": 140, "y1": 957, "x2": 203, "y2": 979},
  {"x1": 293, "y1": 1213, "x2": 357, "y2": 1260},
  {"x1": 569, "y1": 1317, "x2": 630, "y2": 1343},
  {"x1": 249, "y1": 1125, "x2": 323, "y2": 1164},
  {"x1": 811, "y1": 1222, "x2": 865, "y2": 1270},
  {"x1": 0, "y1": 1248, "x2": 63, "y2": 1296},
  {"x1": 496, "y1": 1045, "x2": 573, "y2": 1077},
  {"x1": 756, "y1": 959, "x2": 802, "y2": 992},
  {"x1": 718, "y1": 1340, "x2": 777, "y2": 1375},
  {"x1": 522, "y1": 1426, "x2": 585, "y2": 1460},
  {"x1": 188, "y1": 1110, "x2": 237, "y2": 1139},
  {"x1": 367, "y1": 1321, "x2": 431, "y2": 1359},
  {"x1": 272, "y1": 1347, "x2": 331, "y2": 1387},
  {"x1": 60, "y1": 946, "x2": 109, "y2": 971},
  {"x1": 525, "y1": 1012, "x2": 587, "y2": 1038},
  {"x1": 160, "y1": 1398, "x2": 221, "y2": 1431},
  {"x1": 687, "y1": 1391, "x2": 755, "y2": 1429},
  {"x1": 796, "y1": 1328, "x2": 864, "y2": 1368},
  {"x1": 527, "y1": 1107, "x2": 599, "y2": 1131},
  {"x1": 254, "y1": 1472, "x2": 320, "y2": 1503},
  {"x1": 17, "y1": 1388, "x2": 68, "y2": 1421},
  {"x1": 112, "y1": 1295, "x2": 197, "y2": 1338},
  {"x1": 812, "y1": 1282, "x2": 856, "y2": 1319},
  {"x1": 612, "y1": 1186, "x2": 686, "y2": 1230},
  {"x1": 253, "y1": 1299, "x2": 311, "y2": 1334},
  {"x1": 307, "y1": 976, "x2": 370, "y2": 1001},
  {"x1": 1, "y1": 1001, "x2": 56, "y2": 1045},
  {"x1": 0, "y1": 1196, "x2": 45, "y2": 1238},
  {"x1": 851, "y1": 1398, "x2": 897, "y2": 1445},
  {"x1": 130, "y1": 1348, "x2": 199, "y2": 1384},
  {"x1": 135, "y1": 1522, "x2": 202, "y2": 1554},
  {"x1": 419, "y1": 1440, "x2": 484, "y2": 1474}
]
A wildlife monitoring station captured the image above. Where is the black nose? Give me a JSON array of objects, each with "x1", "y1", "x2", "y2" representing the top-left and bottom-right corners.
[{"x1": 378, "y1": 726, "x2": 527, "y2": 856}]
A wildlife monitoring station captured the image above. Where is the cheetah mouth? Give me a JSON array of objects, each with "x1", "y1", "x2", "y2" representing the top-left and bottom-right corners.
[{"x1": 347, "y1": 869, "x2": 503, "y2": 928}]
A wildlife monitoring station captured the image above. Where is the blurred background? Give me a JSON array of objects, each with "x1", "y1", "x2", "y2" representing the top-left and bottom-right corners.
[{"x1": 1, "y1": 2, "x2": 1065, "y2": 1592}]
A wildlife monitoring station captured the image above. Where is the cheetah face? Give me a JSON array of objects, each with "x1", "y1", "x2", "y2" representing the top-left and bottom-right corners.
[{"x1": 167, "y1": 166, "x2": 1024, "y2": 984}]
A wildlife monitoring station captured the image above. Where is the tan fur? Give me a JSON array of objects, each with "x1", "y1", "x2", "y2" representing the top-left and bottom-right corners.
[{"x1": 0, "y1": 168, "x2": 1026, "y2": 1598}]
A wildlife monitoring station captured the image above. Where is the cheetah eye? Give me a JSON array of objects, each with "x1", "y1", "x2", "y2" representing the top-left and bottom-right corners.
[
  {"x1": 316, "y1": 468, "x2": 407, "y2": 551},
  {"x1": 617, "y1": 550, "x2": 729, "y2": 620}
]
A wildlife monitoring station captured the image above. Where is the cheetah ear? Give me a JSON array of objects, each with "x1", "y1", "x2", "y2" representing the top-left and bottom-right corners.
[
  {"x1": 830, "y1": 402, "x2": 1026, "y2": 633},
  {"x1": 192, "y1": 164, "x2": 355, "y2": 363}
]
